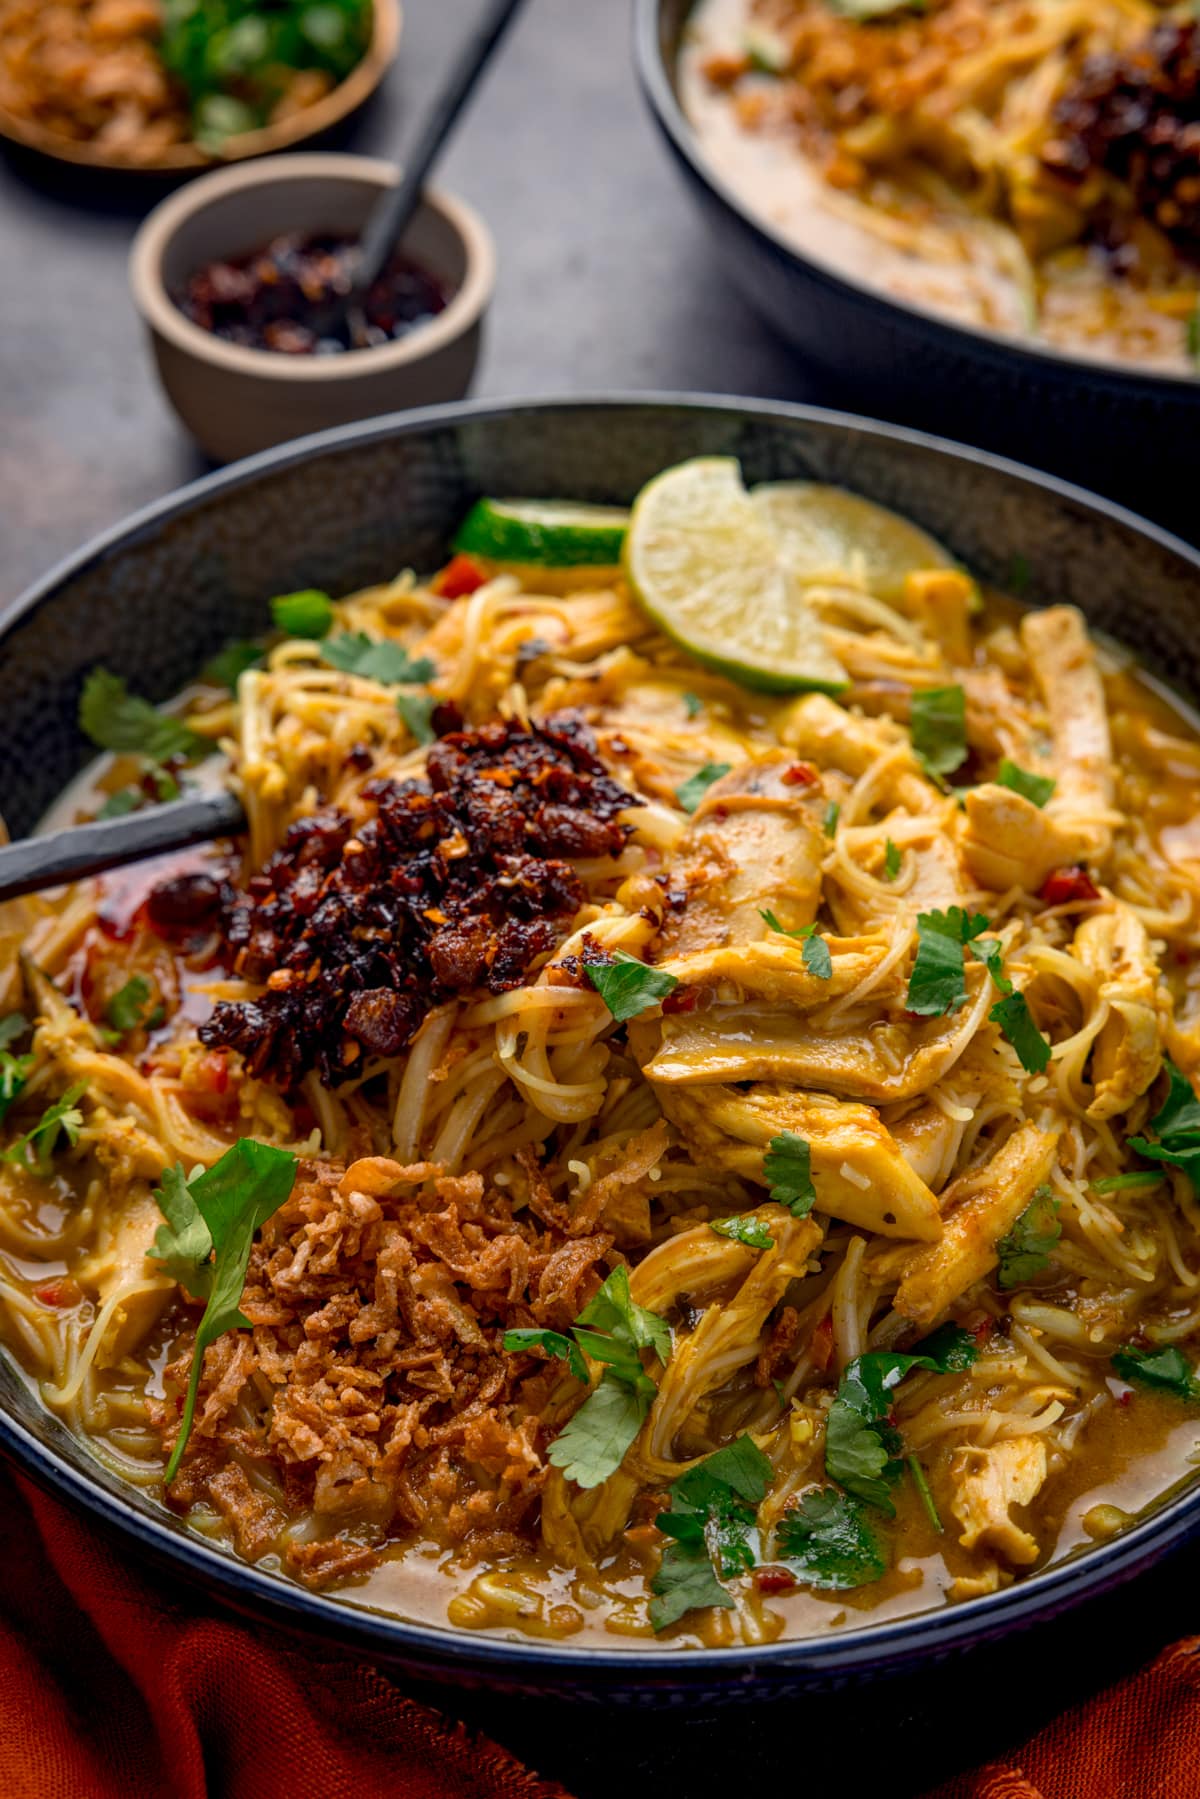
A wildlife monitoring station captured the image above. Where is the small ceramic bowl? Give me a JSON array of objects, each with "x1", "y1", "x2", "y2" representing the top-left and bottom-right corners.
[{"x1": 129, "y1": 153, "x2": 495, "y2": 462}]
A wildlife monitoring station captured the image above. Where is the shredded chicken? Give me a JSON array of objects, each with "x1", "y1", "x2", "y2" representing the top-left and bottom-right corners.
[{"x1": 950, "y1": 1436, "x2": 1048, "y2": 1566}]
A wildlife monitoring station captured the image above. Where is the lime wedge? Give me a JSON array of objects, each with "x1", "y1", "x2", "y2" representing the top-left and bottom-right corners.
[
  {"x1": 454, "y1": 498, "x2": 629, "y2": 567},
  {"x1": 623, "y1": 458, "x2": 848, "y2": 693},
  {"x1": 751, "y1": 482, "x2": 949, "y2": 603}
]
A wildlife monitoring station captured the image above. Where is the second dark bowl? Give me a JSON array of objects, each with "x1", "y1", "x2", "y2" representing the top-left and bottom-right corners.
[{"x1": 634, "y1": 0, "x2": 1200, "y2": 542}]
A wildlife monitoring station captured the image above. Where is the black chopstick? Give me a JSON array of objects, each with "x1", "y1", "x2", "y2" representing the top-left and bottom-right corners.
[{"x1": 0, "y1": 789, "x2": 246, "y2": 903}]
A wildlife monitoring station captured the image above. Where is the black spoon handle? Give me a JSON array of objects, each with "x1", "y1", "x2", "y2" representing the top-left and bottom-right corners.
[
  {"x1": 0, "y1": 789, "x2": 246, "y2": 903},
  {"x1": 350, "y1": 0, "x2": 526, "y2": 304}
]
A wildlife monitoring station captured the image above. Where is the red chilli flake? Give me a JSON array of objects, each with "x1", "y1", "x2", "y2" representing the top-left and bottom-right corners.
[
  {"x1": 753, "y1": 1568, "x2": 797, "y2": 1596},
  {"x1": 1039, "y1": 865, "x2": 1100, "y2": 906},
  {"x1": 190, "y1": 712, "x2": 641, "y2": 1089},
  {"x1": 782, "y1": 762, "x2": 819, "y2": 787},
  {"x1": 433, "y1": 554, "x2": 489, "y2": 599}
]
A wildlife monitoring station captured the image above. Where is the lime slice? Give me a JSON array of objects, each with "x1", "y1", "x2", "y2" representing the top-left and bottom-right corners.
[
  {"x1": 623, "y1": 457, "x2": 848, "y2": 693},
  {"x1": 750, "y1": 482, "x2": 950, "y2": 603},
  {"x1": 454, "y1": 498, "x2": 629, "y2": 567}
]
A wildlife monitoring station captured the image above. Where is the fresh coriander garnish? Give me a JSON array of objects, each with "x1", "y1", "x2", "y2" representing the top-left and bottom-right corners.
[
  {"x1": 1091, "y1": 1170, "x2": 1163, "y2": 1194},
  {"x1": 546, "y1": 1268, "x2": 672, "y2": 1489},
  {"x1": 763, "y1": 1130, "x2": 816, "y2": 1216},
  {"x1": 152, "y1": 1140, "x2": 298, "y2": 1481},
  {"x1": 322, "y1": 633, "x2": 436, "y2": 685},
  {"x1": 825, "y1": 1329, "x2": 978, "y2": 1512},
  {"x1": 1127, "y1": 1060, "x2": 1200, "y2": 1196},
  {"x1": 203, "y1": 640, "x2": 263, "y2": 690},
  {"x1": 907, "y1": 1455, "x2": 944, "y2": 1533},
  {"x1": 649, "y1": 1435, "x2": 773, "y2": 1629},
  {"x1": 910, "y1": 684, "x2": 967, "y2": 780},
  {"x1": 990, "y1": 991, "x2": 1052, "y2": 1074},
  {"x1": 676, "y1": 761, "x2": 732, "y2": 813},
  {"x1": 79, "y1": 669, "x2": 210, "y2": 766},
  {"x1": 270, "y1": 589, "x2": 334, "y2": 639},
  {"x1": 395, "y1": 691, "x2": 437, "y2": 744},
  {"x1": 775, "y1": 1488, "x2": 887, "y2": 1589},
  {"x1": 995, "y1": 1186, "x2": 1061, "y2": 1288},
  {"x1": 1112, "y1": 1343, "x2": 1200, "y2": 1402},
  {"x1": 883, "y1": 839, "x2": 901, "y2": 881},
  {"x1": 906, "y1": 907, "x2": 989, "y2": 1016},
  {"x1": 105, "y1": 975, "x2": 159, "y2": 1036},
  {"x1": 584, "y1": 951, "x2": 678, "y2": 1023},
  {"x1": 758, "y1": 910, "x2": 832, "y2": 979},
  {"x1": 822, "y1": 799, "x2": 840, "y2": 836},
  {"x1": 995, "y1": 759, "x2": 1055, "y2": 808},
  {"x1": 0, "y1": 1017, "x2": 33, "y2": 1128},
  {"x1": 709, "y1": 1214, "x2": 775, "y2": 1250},
  {"x1": 0, "y1": 1014, "x2": 26, "y2": 1051},
  {"x1": 2, "y1": 1083, "x2": 86, "y2": 1175},
  {"x1": 682, "y1": 691, "x2": 703, "y2": 719},
  {"x1": 501, "y1": 1326, "x2": 588, "y2": 1384}
]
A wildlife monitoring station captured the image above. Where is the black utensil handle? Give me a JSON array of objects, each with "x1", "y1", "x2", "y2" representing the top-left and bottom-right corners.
[
  {"x1": 0, "y1": 789, "x2": 247, "y2": 902},
  {"x1": 352, "y1": 0, "x2": 527, "y2": 298}
]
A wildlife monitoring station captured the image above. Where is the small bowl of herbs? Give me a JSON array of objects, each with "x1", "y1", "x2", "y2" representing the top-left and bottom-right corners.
[{"x1": 0, "y1": 0, "x2": 400, "y2": 172}]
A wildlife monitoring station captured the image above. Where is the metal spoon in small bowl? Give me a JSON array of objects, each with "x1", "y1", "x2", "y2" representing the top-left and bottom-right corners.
[{"x1": 323, "y1": 0, "x2": 526, "y2": 349}]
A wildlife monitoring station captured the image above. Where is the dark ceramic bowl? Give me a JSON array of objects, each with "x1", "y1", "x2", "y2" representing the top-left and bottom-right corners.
[
  {"x1": 634, "y1": 0, "x2": 1200, "y2": 542},
  {"x1": 3, "y1": 395, "x2": 1200, "y2": 1703}
]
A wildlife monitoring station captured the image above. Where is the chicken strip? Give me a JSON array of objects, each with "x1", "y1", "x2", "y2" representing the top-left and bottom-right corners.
[
  {"x1": 659, "y1": 751, "x2": 828, "y2": 955},
  {"x1": 890, "y1": 1092, "x2": 982, "y2": 1191},
  {"x1": 949, "y1": 1436, "x2": 1048, "y2": 1566},
  {"x1": 960, "y1": 783, "x2": 1097, "y2": 895},
  {"x1": 1072, "y1": 905, "x2": 1164, "y2": 1120},
  {"x1": 73, "y1": 1186, "x2": 175, "y2": 1363},
  {"x1": 894, "y1": 1123, "x2": 1060, "y2": 1325},
  {"x1": 1021, "y1": 606, "x2": 1114, "y2": 860},
  {"x1": 650, "y1": 1082, "x2": 943, "y2": 1240},
  {"x1": 656, "y1": 933, "x2": 893, "y2": 1008},
  {"x1": 640, "y1": 964, "x2": 994, "y2": 1105},
  {"x1": 779, "y1": 693, "x2": 933, "y2": 815}
]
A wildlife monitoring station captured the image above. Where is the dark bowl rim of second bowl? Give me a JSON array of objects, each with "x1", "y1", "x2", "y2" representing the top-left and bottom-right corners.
[
  {"x1": 632, "y1": 0, "x2": 1200, "y2": 401},
  {"x1": 4, "y1": 390, "x2": 1200, "y2": 1684}
]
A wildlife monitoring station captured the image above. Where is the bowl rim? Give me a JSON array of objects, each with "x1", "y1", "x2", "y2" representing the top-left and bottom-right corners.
[
  {"x1": 5, "y1": 389, "x2": 1200, "y2": 1682},
  {"x1": 0, "y1": 0, "x2": 402, "y2": 175},
  {"x1": 128, "y1": 153, "x2": 496, "y2": 382},
  {"x1": 632, "y1": 0, "x2": 1200, "y2": 400}
]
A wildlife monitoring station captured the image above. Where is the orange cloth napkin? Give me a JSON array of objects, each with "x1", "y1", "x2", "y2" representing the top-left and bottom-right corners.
[
  {"x1": 0, "y1": 1466, "x2": 569, "y2": 1799},
  {"x1": 0, "y1": 1457, "x2": 1196, "y2": 1799}
]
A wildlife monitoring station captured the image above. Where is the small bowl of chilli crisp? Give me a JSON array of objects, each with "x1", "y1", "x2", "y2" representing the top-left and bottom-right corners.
[{"x1": 0, "y1": 0, "x2": 401, "y2": 173}]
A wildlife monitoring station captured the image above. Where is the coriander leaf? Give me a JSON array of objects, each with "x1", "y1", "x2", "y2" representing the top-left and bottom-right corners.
[
  {"x1": 906, "y1": 907, "x2": 989, "y2": 1016},
  {"x1": 758, "y1": 910, "x2": 832, "y2": 979},
  {"x1": 0, "y1": 1051, "x2": 34, "y2": 1127},
  {"x1": 0, "y1": 1014, "x2": 27, "y2": 1051},
  {"x1": 99, "y1": 788, "x2": 142, "y2": 819},
  {"x1": 2, "y1": 1082, "x2": 86, "y2": 1175},
  {"x1": 823, "y1": 800, "x2": 840, "y2": 836},
  {"x1": 80, "y1": 669, "x2": 210, "y2": 766},
  {"x1": 682, "y1": 691, "x2": 703, "y2": 719},
  {"x1": 996, "y1": 759, "x2": 1055, "y2": 808},
  {"x1": 1112, "y1": 1343, "x2": 1200, "y2": 1402},
  {"x1": 910, "y1": 1322, "x2": 979, "y2": 1371},
  {"x1": 990, "y1": 991, "x2": 1052, "y2": 1073},
  {"x1": 575, "y1": 1264, "x2": 672, "y2": 1365},
  {"x1": 824, "y1": 1332, "x2": 976, "y2": 1510},
  {"x1": 884, "y1": 839, "x2": 901, "y2": 881},
  {"x1": 996, "y1": 1185, "x2": 1061, "y2": 1288},
  {"x1": 710, "y1": 1214, "x2": 775, "y2": 1250},
  {"x1": 1126, "y1": 1135, "x2": 1200, "y2": 1194},
  {"x1": 322, "y1": 632, "x2": 436, "y2": 685},
  {"x1": 800, "y1": 928, "x2": 832, "y2": 981},
  {"x1": 548, "y1": 1372, "x2": 649, "y2": 1489},
  {"x1": 584, "y1": 950, "x2": 678, "y2": 1023},
  {"x1": 910, "y1": 685, "x2": 967, "y2": 779},
  {"x1": 763, "y1": 1130, "x2": 816, "y2": 1216},
  {"x1": 671, "y1": 1435, "x2": 773, "y2": 1511},
  {"x1": 676, "y1": 761, "x2": 732, "y2": 813},
  {"x1": 824, "y1": 1391, "x2": 898, "y2": 1511},
  {"x1": 105, "y1": 974, "x2": 155, "y2": 1035},
  {"x1": 1092, "y1": 1171, "x2": 1163, "y2": 1193},
  {"x1": 270, "y1": 589, "x2": 334, "y2": 638},
  {"x1": 776, "y1": 1488, "x2": 887, "y2": 1589},
  {"x1": 1144, "y1": 1059, "x2": 1200, "y2": 1142},
  {"x1": 971, "y1": 935, "x2": 1012, "y2": 996},
  {"x1": 907, "y1": 1455, "x2": 944, "y2": 1534},
  {"x1": 649, "y1": 1539, "x2": 734, "y2": 1629},
  {"x1": 203, "y1": 640, "x2": 262, "y2": 690},
  {"x1": 502, "y1": 1326, "x2": 588, "y2": 1384},
  {"x1": 151, "y1": 1139, "x2": 298, "y2": 1481},
  {"x1": 396, "y1": 690, "x2": 437, "y2": 744}
]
